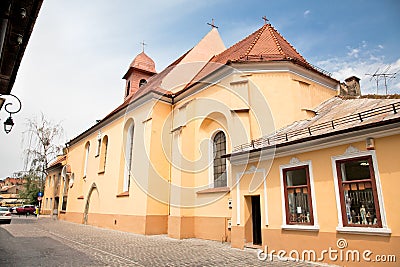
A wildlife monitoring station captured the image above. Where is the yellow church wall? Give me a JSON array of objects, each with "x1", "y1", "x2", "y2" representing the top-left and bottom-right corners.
[
  {"x1": 230, "y1": 134, "x2": 400, "y2": 265},
  {"x1": 62, "y1": 100, "x2": 174, "y2": 235},
  {"x1": 164, "y1": 66, "x2": 337, "y2": 239},
  {"x1": 248, "y1": 71, "x2": 337, "y2": 132}
]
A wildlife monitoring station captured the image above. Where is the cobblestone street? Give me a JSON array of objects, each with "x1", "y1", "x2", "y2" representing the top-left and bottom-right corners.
[{"x1": 0, "y1": 216, "x2": 329, "y2": 266}]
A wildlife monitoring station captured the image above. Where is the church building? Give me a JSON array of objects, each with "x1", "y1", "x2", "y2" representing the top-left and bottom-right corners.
[{"x1": 43, "y1": 21, "x2": 399, "y2": 265}]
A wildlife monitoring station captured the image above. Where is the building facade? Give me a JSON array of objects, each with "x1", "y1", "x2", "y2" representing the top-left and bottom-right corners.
[
  {"x1": 42, "y1": 155, "x2": 69, "y2": 217},
  {"x1": 43, "y1": 23, "x2": 399, "y2": 265}
]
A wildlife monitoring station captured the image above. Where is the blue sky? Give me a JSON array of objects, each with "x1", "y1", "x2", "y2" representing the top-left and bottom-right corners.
[{"x1": 0, "y1": 0, "x2": 399, "y2": 178}]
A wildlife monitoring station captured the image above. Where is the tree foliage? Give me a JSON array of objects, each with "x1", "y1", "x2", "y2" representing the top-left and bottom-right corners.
[
  {"x1": 21, "y1": 113, "x2": 64, "y2": 194},
  {"x1": 14, "y1": 170, "x2": 40, "y2": 205}
]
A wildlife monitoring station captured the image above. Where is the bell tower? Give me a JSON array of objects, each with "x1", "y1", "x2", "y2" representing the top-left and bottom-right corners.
[{"x1": 122, "y1": 49, "x2": 156, "y2": 100}]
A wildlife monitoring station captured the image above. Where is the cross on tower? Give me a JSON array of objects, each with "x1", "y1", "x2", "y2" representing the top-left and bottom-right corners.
[
  {"x1": 140, "y1": 40, "x2": 147, "y2": 52},
  {"x1": 262, "y1": 16, "x2": 269, "y2": 25},
  {"x1": 207, "y1": 18, "x2": 218, "y2": 29}
]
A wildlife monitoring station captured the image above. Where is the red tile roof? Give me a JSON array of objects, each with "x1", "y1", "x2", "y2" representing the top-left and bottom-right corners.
[
  {"x1": 68, "y1": 24, "x2": 336, "y2": 145},
  {"x1": 218, "y1": 23, "x2": 308, "y2": 64},
  {"x1": 185, "y1": 23, "x2": 332, "y2": 89},
  {"x1": 130, "y1": 51, "x2": 156, "y2": 73},
  {"x1": 232, "y1": 97, "x2": 400, "y2": 153},
  {"x1": 47, "y1": 155, "x2": 66, "y2": 169}
]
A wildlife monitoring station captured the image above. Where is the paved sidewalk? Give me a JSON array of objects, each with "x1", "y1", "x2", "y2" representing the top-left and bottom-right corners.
[{"x1": 1, "y1": 216, "x2": 331, "y2": 266}]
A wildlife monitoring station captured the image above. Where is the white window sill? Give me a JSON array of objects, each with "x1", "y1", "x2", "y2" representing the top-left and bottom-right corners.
[
  {"x1": 336, "y1": 226, "x2": 391, "y2": 236},
  {"x1": 281, "y1": 224, "x2": 320, "y2": 231}
]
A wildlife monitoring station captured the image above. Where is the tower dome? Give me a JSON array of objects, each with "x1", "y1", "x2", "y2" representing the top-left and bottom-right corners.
[
  {"x1": 123, "y1": 51, "x2": 157, "y2": 100},
  {"x1": 130, "y1": 51, "x2": 156, "y2": 73}
]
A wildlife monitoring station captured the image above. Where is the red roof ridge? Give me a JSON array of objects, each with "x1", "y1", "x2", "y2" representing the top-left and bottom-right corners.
[
  {"x1": 269, "y1": 24, "x2": 308, "y2": 63},
  {"x1": 245, "y1": 24, "x2": 267, "y2": 57},
  {"x1": 267, "y1": 24, "x2": 284, "y2": 56}
]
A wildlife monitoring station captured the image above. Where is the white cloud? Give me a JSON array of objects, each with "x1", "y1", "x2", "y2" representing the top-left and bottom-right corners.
[
  {"x1": 347, "y1": 48, "x2": 360, "y2": 58},
  {"x1": 378, "y1": 44, "x2": 384, "y2": 49},
  {"x1": 304, "y1": 10, "x2": 311, "y2": 17}
]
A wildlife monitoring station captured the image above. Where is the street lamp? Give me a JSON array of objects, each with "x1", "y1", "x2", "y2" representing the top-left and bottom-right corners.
[
  {"x1": 4, "y1": 116, "x2": 14, "y2": 134},
  {"x1": 0, "y1": 94, "x2": 22, "y2": 134}
]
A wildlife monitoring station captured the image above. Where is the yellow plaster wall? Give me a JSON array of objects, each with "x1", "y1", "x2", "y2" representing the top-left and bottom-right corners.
[
  {"x1": 249, "y1": 72, "x2": 337, "y2": 132},
  {"x1": 231, "y1": 135, "x2": 400, "y2": 265}
]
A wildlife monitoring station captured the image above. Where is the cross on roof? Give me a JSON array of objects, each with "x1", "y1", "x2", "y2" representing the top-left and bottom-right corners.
[
  {"x1": 262, "y1": 16, "x2": 269, "y2": 25},
  {"x1": 140, "y1": 40, "x2": 147, "y2": 52},
  {"x1": 207, "y1": 18, "x2": 218, "y2": 29}
]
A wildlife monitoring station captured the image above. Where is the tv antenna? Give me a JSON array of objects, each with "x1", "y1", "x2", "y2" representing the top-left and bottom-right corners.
[{"x1": 366, "y1": 65, "x2": 397, "y2": 95}]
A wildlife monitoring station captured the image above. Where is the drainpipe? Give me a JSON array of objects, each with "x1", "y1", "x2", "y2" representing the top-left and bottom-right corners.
[{"x1": 168, "y1": 95, "x2": 175, "y2": 216}]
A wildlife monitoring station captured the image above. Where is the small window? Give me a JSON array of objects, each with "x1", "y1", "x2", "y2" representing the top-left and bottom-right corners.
[
  {"x1": 83, "y1": 142, "x2": 90, "y2": 177},
  {"x1": 99, "y1": 136, "x2": 108, "y2": 173},
  {"x1": 139, "y1": 79, "x2": 147, "y2": 87},
  {"x1": 283, "y1": 165, "x2": 314, "y2": 225},
  {"x1": 336, "y1": 156, "x2": 382, "y2": 227},
  {"x1": 61, "y1": 196, "x2": 67, "y2": 211},
  {"x1": 213, "y1": 131, "x2": 227, "y2": 188},
  {"x1": 126, "y1": 81, "x2": 131, "y2": 96}
]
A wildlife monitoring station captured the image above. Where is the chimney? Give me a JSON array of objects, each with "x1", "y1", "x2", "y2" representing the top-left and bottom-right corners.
[{"x1": 340, "y1": 76, "x2": 361, "y2": 96}]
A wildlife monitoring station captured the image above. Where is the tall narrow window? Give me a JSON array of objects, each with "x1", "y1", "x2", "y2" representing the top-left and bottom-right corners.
[
  {"x1": 99, "y1": 136, "x2": 108, "y2": 173},
  {"x1": 126, "y1": 81, "x2": 131, "y2": 96},
  {"x1": 336, "y1": 156, "x2": 382, "y2": 227},
  {"x1": 213, "y1": 131, "x2": 227, "y2": 188},
  {"x1": 123, "y1": 124, "x2": 134, "y2": 192},
  {"x1": 283, "y1": 165, "x2": 314, "y2": 225},
  {"x1": 83, "y1": 142, "x2": 90, "y2": 177}
]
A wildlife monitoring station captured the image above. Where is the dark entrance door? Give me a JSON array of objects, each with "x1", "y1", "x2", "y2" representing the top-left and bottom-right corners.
[{"x1": 251, "y1": 195, "x2": 262, "y2": 245}]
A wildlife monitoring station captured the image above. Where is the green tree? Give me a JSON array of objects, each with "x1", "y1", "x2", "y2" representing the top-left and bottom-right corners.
[{"x1": 15, "y1": 171, "x2": 40, "y2": 205}]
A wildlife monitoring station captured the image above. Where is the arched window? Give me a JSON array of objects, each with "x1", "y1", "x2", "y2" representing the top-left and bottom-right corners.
[
  {"x1": 83, "y1": 142, "x2": 90, "y2": 177},
  {"x1": 123, "y1": 124, "x2": 134, "y2": 192},
  {"x1": 139, "y1": 79, "x2": 147, "y2": 87},
  {"x1": 99, "y1": 135, "x2": 108, "y2": 173},
  {"x1": 126, "y1": 81, "x2": 131, "y2": 96},
  {"x1": 213, "y1": 131, "x2": 227, "y2": 188}
]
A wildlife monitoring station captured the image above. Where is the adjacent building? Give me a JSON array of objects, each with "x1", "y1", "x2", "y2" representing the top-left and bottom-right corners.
[
  {"x1": 0, "y1": 177, "x2": 25, "y2": 206},
  {"x1": 44, "y1": 22, "x2": 399, "y2": 265},
  {"x1": 41, "y1": 155, "x2": 68, "y2": 216}
]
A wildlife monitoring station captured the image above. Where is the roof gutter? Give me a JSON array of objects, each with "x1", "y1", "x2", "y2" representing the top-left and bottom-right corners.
[{"x1": 224, "y1": 117, "x2": 400, "y2": 160}]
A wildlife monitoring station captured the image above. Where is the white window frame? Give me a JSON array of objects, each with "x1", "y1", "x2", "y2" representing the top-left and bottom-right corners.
[
  {"x1": 208, "y1": 129, "x2": 230, "y2": 188},
  {"x1": 332, "y1": 150, "x2": 391, "y2": 235},
  {"x1": 279, "y1": 160, "x2": 319, "y2": 231}
]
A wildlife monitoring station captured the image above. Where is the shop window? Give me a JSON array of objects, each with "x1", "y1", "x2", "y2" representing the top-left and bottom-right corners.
[
  {"x1": 283, "y1": 165, "x2": 314, "y2": 225},
  {"x1": 336, "y1": 156, "x2": 381, "y2": 227}
]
